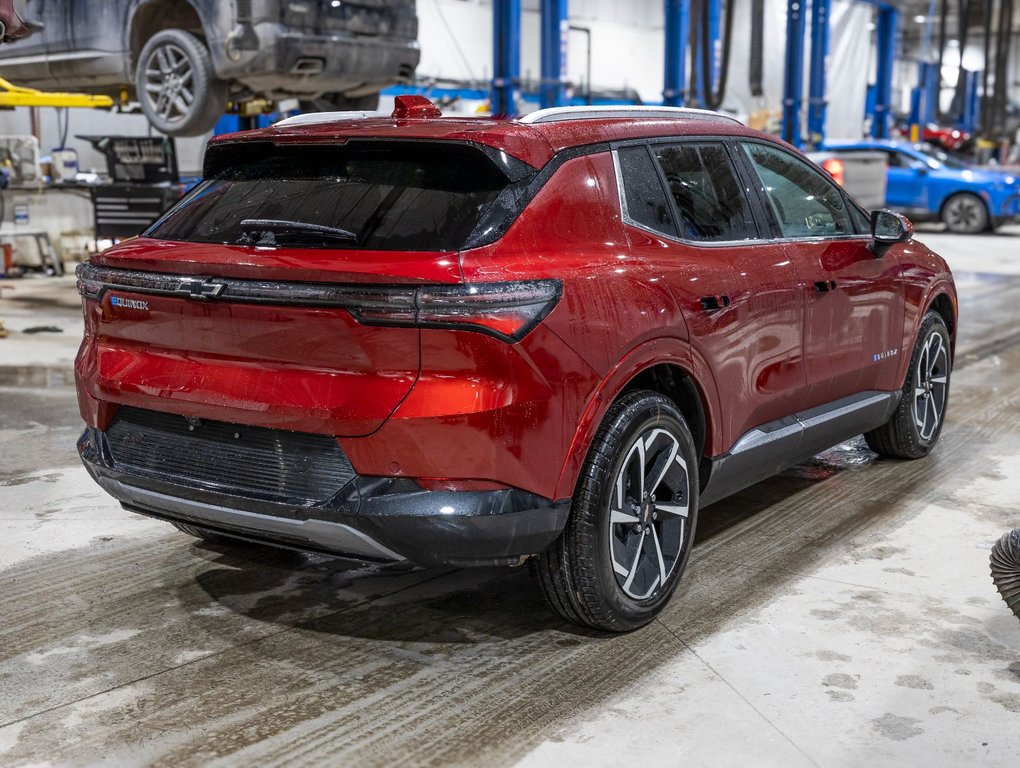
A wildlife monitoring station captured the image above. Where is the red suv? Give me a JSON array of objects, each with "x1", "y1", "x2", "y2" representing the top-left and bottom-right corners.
[{"x1": 75, "y1": 98, "x2": 957, "y2": 631}]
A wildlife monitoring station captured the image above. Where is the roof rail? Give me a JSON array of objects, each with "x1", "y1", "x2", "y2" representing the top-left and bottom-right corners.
[
  {"x1": 519, "y1": 105, "x2": 743, "y2": 125},
  {"x1": 274, "y1": 111, "x2": 385, "y2": 127}
]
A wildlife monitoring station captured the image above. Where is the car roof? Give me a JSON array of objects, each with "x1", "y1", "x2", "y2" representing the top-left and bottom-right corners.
[{"x1": 208, "y1": 103, "x2": 767, "y2": 169}]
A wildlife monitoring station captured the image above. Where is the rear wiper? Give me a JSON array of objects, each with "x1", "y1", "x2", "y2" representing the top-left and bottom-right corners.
[{"x1": 238, "y1": 218, "x2": 358, "y2": 244}]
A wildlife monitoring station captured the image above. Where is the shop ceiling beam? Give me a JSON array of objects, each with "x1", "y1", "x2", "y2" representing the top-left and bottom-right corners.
[
  {"x1": 492, "y1": 0, "x2": 521, "y2": 116},
  {"x1": 540, "y1": 0, "x2": 569, "y2": 109},
  {"x1": 663, "y1": 0, "x2": 690, "y2": 107},
  {"x1": 0, "y1": 77, "x2": 113, "y2": 109}
]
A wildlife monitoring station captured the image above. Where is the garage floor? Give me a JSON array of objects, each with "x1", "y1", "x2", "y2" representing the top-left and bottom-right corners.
[{"x1": 3, "y1": 226, "x2": 1020, "y2": 767}]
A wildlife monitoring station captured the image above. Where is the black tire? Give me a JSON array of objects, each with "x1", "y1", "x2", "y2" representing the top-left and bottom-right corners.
[
  {"x1": 865, "y1": 310, "x2": 951, "y2": 459},
  {"x1": 532, "y1": 391, "x2": 699, "y2": 632},
  {"x1": 136, "y1": 29, "x2": 227, "y2": 137},
  {"x1": 941, "y1": 192, "x2": 988, "y2": 234},
  {"x1": 299, "y1": 93, "x2": 381, "y2": 113}
]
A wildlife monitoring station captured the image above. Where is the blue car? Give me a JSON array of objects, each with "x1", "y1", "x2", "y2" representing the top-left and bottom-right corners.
[{"x1": 822, "y1": 140, "x2": 1020, "y2": 234}]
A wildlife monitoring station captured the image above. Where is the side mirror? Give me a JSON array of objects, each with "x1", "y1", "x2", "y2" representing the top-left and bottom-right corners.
[{"x1": 871, "y1": 209, "x2": 913, "y2": 246}]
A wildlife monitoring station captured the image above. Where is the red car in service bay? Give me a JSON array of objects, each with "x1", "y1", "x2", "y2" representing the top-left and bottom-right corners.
[{"x1": 75, "y1": 98, "x2": 957, "y2": 631}]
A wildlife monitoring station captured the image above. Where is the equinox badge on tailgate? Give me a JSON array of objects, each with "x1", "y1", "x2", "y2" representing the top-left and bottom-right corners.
[{"x1": 109, "y1": 296, "x2": 149, "y2": 311}]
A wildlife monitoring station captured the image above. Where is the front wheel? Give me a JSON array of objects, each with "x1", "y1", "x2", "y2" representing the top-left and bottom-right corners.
[
  {"x1": 532, "y1": 391, "x2": 698, "y2": 632},
  {"x1": 865, "y1": 310, "x2": 951, "y2": 459}
]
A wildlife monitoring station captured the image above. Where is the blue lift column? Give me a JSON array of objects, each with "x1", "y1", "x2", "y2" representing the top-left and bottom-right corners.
[
  {"x1": 492, "y1": 0, "x2": 521, "y2": 116},
  {"x1": 663, "y1": 0, "x2": 690, "y2": 107},
  {"x1": 806, "y1": 0, "x2": 830, "y2": 147},
  {"x1": 781, "y1": 0, "x2": 807, "y2": 146},
  {"x1": 870, "y1": 4, "x2": 898, "y2": 138},
  {"x1": 540, "y1": 0, "x2": 569, "y2": 109}
]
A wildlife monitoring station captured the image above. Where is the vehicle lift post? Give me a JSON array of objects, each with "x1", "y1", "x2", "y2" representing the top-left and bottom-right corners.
[
  {"x1": 781, "y1": 0, "x2": 807, "y2": 147},
  {"x1": 492, "y1": 0, "x2": 521, "y2": 116},
  {"x1": 540, "y1": 0, "x2": 569, "y2": 109},
  {"x1": 807, "y1": 0, "x2": 831, "y2": 147},
  {"x1": 663, "y1": 0, "x2": 690, "y2": 107},
  {"x1": 869, "y1": 3, "x2": 898, "y2": 139}
]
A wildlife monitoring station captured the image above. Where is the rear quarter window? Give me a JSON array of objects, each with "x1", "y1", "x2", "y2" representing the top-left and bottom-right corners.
[{"x1": 146, "y1": 142, "x2": 515, "y2": 252}]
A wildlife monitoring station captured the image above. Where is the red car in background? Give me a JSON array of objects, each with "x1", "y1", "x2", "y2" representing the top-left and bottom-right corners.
[{"x1": 75, "y1": 99, "x2": 957, "y2": 631}]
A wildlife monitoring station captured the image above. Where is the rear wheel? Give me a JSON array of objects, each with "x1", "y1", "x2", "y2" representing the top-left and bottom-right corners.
[
  {"x1": 532, "y1": 391, "x2": 698, "y2": 632},
  {"x1": 941, "y1": 193, "x2": 988, "y2": 234},
  {"x1": 865, "y1": 310, "x2": 951, "y2": 459},
  {"x1": 136, "y1": 29, "x2": 227, "y2": 136}
]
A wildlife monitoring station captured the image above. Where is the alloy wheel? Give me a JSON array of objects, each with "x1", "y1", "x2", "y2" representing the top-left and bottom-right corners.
[
  {"x1": 944, "y1": 196, "x2": 985, "y2": 233},
  {"x1": 142, "y1": 42, "x2": 196, "y2": 125},
  {"x1": 912, "y1": 330, "x2": 949, "y2": 441},
  {"x1": 609, "y1": 427, "x2": 692, "y2": 601}
]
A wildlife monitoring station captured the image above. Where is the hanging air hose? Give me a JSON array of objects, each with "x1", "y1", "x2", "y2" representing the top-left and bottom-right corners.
[
  {"x1": 943, "y1": 0, "x2": 973, "y2": 122},
  {"x1": 990, "y1": 0, "x2": 1013, "y2": 138},
  {"x1": 990, "y1": 529, "x2": 1020, "y2": 620},
  {"x1": 702, "y1": 0, "x2": 734, "y2": 110},
  {"x1": 749, "y1": 0, "x2": 764, "y2": 98},
  {"x1": 688, "y1": 0, "x2": 735, "y2": 111}
]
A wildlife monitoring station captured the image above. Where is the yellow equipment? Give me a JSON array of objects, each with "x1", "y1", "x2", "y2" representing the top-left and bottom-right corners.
[{"x1": 0, "y1": 76, "x2": 113, "y2": 109}]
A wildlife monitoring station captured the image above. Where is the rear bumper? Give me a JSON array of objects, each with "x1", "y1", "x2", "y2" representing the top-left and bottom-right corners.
[
  {"x1": 79, "y1": 428, "x2": 568, "y2": 567},
  {"x1": 214, "y1": 23, "x2": 419, "y2": 95}
]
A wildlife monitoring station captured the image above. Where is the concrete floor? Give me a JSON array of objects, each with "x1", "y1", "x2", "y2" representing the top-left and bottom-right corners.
[{"x1": 2, "y1": 225, "x2": 1020, "y2": 767}]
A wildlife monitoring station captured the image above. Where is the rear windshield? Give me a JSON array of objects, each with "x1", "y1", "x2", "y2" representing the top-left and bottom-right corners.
[{"x1": 145, "y1": 142, "x2": 513, "y2": 251}]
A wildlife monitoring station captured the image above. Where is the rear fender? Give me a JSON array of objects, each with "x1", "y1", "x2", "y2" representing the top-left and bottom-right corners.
[{"x1": 553, "y1": 338, "x2": 721, "y2": 500}]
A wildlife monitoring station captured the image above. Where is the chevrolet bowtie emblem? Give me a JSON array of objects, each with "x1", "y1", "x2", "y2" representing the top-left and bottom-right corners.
[{"x1": 177, "y1": 278, "x2": 226, "y2": 300}]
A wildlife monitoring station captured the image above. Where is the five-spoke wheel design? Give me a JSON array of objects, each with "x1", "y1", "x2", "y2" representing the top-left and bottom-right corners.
[
  {"x1": 609, "y1": 427, "x2": 691, "y2": 600},
  {"x1": 912, "y1": 329, "x2": 949, "y2": 442}
]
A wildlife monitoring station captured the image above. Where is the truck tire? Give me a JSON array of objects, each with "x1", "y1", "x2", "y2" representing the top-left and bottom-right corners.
[{"x1": 136, "y1": 29, "x2": 227, "y2": 137}]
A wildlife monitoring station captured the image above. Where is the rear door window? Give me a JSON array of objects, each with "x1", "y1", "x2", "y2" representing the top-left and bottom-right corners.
[
  {"x1": 742, "y1": 142, "x2": 854, "y2": 238},
  {"x1": 651, "y1": 143, "x2": 758, "y2": 242},
  {"x1": 146, "y1": 142, "x2": 515, "y2": 252},
  {"x1": 616, "y1": 146, "x2": 679, "y2": 237}
]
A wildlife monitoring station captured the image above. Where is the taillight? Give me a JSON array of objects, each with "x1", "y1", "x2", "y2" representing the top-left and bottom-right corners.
[
  {"x1": 76, "y1": 263, "x2": 560, "y2": 343},
  {"x1": 361, "y1": 281, "x2": 561, "y2": 342},
  {"x1": 821, "y1": 158, "x2": 846, "y2": 187}
]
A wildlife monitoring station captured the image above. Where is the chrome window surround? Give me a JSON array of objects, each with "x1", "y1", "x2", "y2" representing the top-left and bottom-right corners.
[{"x1": 611, "y1": 144, "x2": 874, "y2": 249}]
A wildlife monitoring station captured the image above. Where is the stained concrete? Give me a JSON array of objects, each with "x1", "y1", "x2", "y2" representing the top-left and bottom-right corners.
[{"x1": 2, "y1": 227, "x2": 1020, "y2": 767}]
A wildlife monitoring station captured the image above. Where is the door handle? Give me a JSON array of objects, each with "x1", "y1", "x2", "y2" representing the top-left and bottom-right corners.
[
  {"x1": 700, "y1": 295, "x2": 731, "y2": 311},
  {"x1": 814, "y1": 280, "x2": 837, "y2": 293}
]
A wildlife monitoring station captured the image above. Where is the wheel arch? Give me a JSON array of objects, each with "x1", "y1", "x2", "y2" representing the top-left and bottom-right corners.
[
  {"x1": 127, "y1": 0, "x2": 207, "y2": 68},
  {"x1": 927, "y1": 290, "x2": 958, "y2": 359},
  {"x1": 554, "y1": 341, "x2": 720, "y2": 500}
]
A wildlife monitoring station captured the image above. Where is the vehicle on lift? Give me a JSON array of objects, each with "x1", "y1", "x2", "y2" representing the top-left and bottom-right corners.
[
  {"x1": 74, "y1": 100, "x2": 957, "y2": 632},
  {"x1": 0, "y1": 0, "x2": 419, "y2": 136},
  {"x1": 822, "y1": 139, "x2": 1020, "y2": 234}
]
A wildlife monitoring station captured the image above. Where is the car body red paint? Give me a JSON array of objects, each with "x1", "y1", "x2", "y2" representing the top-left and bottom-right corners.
[{"x1": 75, "y1": 102, "x2": 957, "y2": 597}]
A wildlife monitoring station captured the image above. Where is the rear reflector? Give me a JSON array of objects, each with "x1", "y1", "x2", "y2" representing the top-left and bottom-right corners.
[{"x1": 77, "y1": 264, "x2": 560, "y2": 343}]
